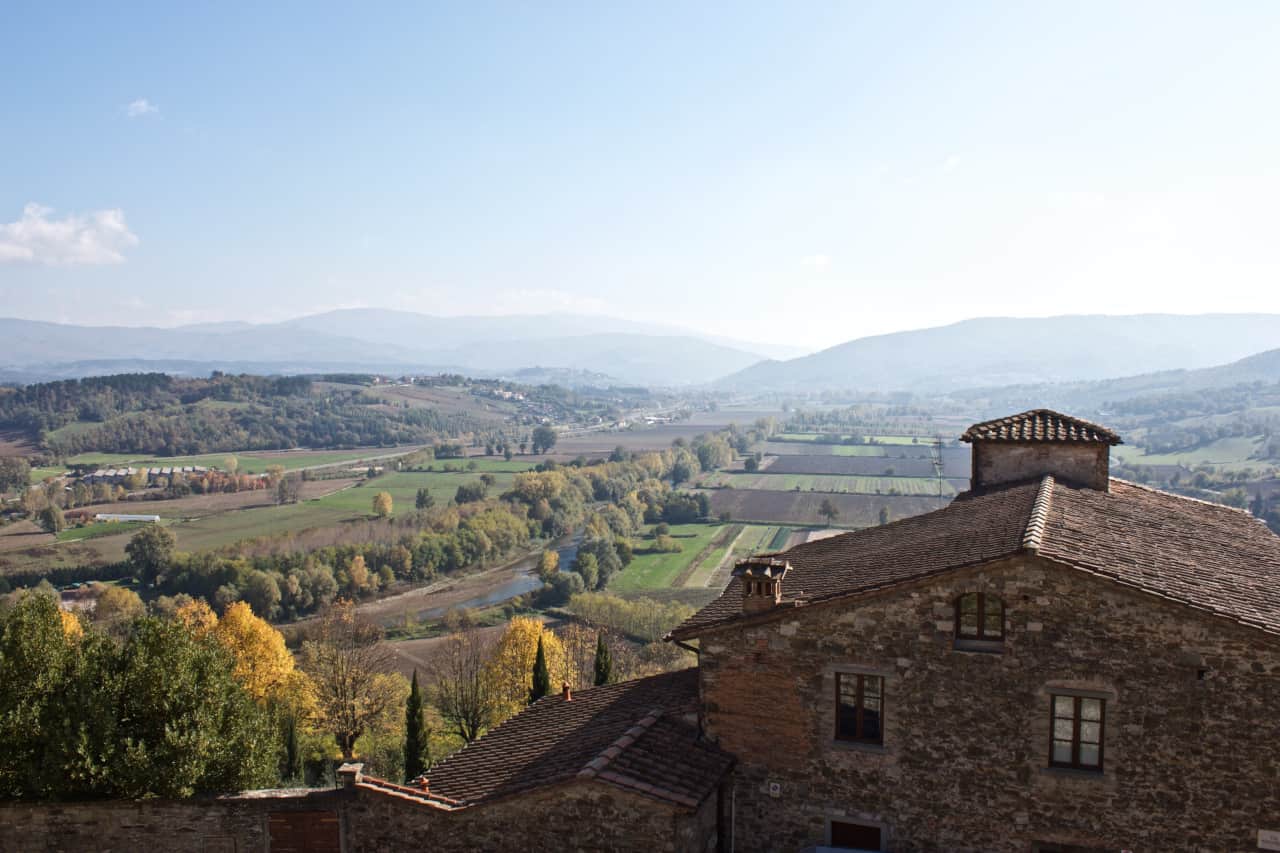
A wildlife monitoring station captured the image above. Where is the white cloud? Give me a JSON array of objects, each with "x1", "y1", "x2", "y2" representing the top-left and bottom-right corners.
[
  {"x1": 800, "y1": 254, "x2": 832, "y2": 273},
  {"x1": 0, "y1": 203, "x2": 139, "y2": 265},
  {"x1": 125, "y1": 98, "x2": 158, "y2": 118}
]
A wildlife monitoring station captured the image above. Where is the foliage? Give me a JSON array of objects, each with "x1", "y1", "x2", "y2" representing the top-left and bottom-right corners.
[
  {"x1": 531, "y1": 425, "x2": 557, "y2": 454},
  {"x1": 373, "y1": 491, "x2": 393, "y2": 518},
  {"x1": 0, "y1": 456, "x2": 31, "y2": 492},
  {"x1": 565, "y1": 592, "x2": 694, "y2": 643},
  {"x1": 530, "y1": 635, "x2": 551, "y2": 704},
  {"x1": 125, "y1": 524, "x2": 177, "y2": 586},
  {"x1": 593, "y1": 631, "x2": 612, "y2": 686},
  {"x1": 485, "y1": 616, "x2": 567, "y2": 722},
  {"x1": 0, "y1": 592, "x2": 275, "y2": 799},
  {"x1": 301, "y1": 600, "x2": 399, "y2": 759},
  {"x1": 429, "y1": 618, "x2": 498, "y2": 743},
  {"x1": 404, "y1": 670, "x2": 429, "y2": 782}
]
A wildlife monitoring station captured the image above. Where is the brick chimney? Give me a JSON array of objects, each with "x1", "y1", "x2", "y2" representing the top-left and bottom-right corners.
[
  {"x1": 960, "y1": 409, "x2": 1121, "y2": 491},
  {"x1": 732, "y1": 558, "x2": 789, "y2": 614},
  {"x1": 562, "y1": 682, "x2": 572, "y2": 701}
]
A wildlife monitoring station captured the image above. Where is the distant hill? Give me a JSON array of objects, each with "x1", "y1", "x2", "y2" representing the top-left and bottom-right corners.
[
  {"x1": 0, "y1": 310, "x2": 776, "y2": 387},
  {"x1": 952, "y1": 346, "x2": 1280, "y2": 415},
  {"x1": 715, "y1": 314, "x2": 1280, "y2": 393}
]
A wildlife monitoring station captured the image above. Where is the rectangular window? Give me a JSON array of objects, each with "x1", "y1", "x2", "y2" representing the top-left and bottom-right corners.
[
  {"x1": 1050, "y1": 694, "x2": 1104, "y2": 771},
  {"x1": 836, "y1": 673, "x2": 883, "y2": 744},
  {"x1": 830, "y1": 820, "x2": 882, "y2": 850}
]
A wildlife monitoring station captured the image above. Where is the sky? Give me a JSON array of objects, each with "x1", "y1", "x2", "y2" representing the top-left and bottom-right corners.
[{"x1": 2, "y1": 1, "x2": 1280, "y2": 351}]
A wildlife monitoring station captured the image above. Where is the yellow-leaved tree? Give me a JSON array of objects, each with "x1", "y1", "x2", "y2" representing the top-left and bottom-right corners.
[
  {"x1": 176, "y1": 598, "x2": 305, "y2": 706},
  {"x1": 485, "y1": 616, "x2": 569, "y2": 722},
  {"x1": 372, "y1": 491, "x2": 393, "y2": 518}
]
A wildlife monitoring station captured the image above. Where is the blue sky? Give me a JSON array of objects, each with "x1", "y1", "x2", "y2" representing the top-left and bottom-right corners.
[{"x1": 2, "y1": 1, "x2": 1279, "y2": 349}]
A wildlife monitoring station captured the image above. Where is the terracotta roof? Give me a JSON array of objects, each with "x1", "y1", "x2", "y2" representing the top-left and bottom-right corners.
[
  {"x1": 960, "y1": 409, "x2": 1122, "y2": 445},
  {"x1": 424, "y1": 668, "x2": 731, "y2": 809},
  {"x1": 670, "y1": 477, "x2": 1280, "y2": 639}
]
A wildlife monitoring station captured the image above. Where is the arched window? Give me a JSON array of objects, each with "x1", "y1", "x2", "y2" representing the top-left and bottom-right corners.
[{"x1": 955, "y1": 592, "x2": 1004, "y2": 643}]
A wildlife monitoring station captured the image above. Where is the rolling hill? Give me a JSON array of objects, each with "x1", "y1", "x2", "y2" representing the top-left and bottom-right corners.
[{"x1": 715, "y1": 314, "x2": 1280, "y2": 393}]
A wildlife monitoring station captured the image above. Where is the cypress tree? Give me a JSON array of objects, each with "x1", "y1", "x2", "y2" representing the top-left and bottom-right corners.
[
  {"x1": 404, "y1": 670, "x2": 428, "y2": 782},
  {"x1": 530, "y1": 635, "x2": 551, "y2": 704},
  {"x1": 282, "y1": 714, "x2": 302, "y2": 784},
  {"x1": 593, "y1": 632, "x2": 612, "y2": 687}
]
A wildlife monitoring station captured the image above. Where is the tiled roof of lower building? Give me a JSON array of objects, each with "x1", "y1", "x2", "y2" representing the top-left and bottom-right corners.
[
  {"x1": 670, "y1": 477, "x2": 1280, "y2": 639},
  {"x1": 960, "y1": 409, "x2": 1122, "y2": 444},
  {"x1": 423, "y1": 668, "x2": 731, "y2": 810}
]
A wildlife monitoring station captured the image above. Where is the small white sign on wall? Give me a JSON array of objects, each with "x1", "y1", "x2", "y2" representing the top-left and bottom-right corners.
[{"x1": 1259, "y1": 828, "x2": 1280, "y2": 851}]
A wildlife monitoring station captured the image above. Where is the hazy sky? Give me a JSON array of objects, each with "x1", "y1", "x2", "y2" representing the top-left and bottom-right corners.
[{"x1": 3, "y1": 1, "x2": 1279, "y2": 349}]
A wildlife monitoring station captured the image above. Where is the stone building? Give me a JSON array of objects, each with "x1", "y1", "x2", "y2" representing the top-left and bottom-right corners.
[
  {"x1": 6, "y1": 410, "x2": 1278, "y2": 853},
  {"x1": 668, "y1": 409, "x2": 1280, "y2": 852}
]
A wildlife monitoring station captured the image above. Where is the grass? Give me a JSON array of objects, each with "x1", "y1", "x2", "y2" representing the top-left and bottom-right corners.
[
  {"x1": 313, "y1": 470, "x2": 523, "y2": 516},
  {"x1": 701, "y1": 471, "x2": 957, "y2": 497},
  {"x1": 61, "y1": 447, "x2": 420, "y2": 475},
  {"x1": 774, "y1": 432, "x2": 928, "y2": 446},
  {"x1": 1114, "y1": 436, "x2": 1267, "y2": 469},
  {"x1": 767, "y1": 527, "x2": 794, "y2": 550},
  {"x1": 167, "y1": 502, "x2": 357, "y2": 552},
  {"x1": 763, "y1": 442, "x2": 887, "y2": 457},
  {"x1": 609, "y1": 523, "x2": 724, "y2": 593},
  {"x1": 29, "y1": 465, "x2": 69, "y2": 483},
  {"x1": 57, "y1": 520, "x2": 150, "y2": 542}
]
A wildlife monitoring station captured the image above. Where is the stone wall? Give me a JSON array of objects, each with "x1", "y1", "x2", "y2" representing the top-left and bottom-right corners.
[
  {"x1": 971, "y1": 442, "x2": 1108, "y2": 489},
  {"x1": 0, "y1": 789, "x2": 346, "y2": 853},
  {"x1": 699, "y1": 556, "x2": 1280, "y2": 853},
  {"x1": 0, "y1": 780, "x2": 719, "y2": 853}
]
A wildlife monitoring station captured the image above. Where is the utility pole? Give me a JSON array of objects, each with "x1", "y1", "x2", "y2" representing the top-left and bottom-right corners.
[{"x1": 932, "y1": 435, "x2": 945, "y2": 510}]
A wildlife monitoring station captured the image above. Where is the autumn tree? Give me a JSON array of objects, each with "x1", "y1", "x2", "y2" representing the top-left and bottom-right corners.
[
  {"x1": 373, "y1": 491, "x2": 393, "y2": 518},
  {"x1": 404, "y1": 670, "x2": 428, "y2": 782},
  {"x1": 429, "y1": 617, "x2": 498, "y2": 743},
  {"x1": 486, "y1": 617, "x2": 567, "y2": 721},
  {"x1": 125, "y1": 524, "x2": 177, "y2": 586},
  {"x1": 92, "y1": 585, "x2": 145, "y2": 637},
  {"x1": 36, "y1": 505, "x2": 65, "y2": 534},
  {"x1": 223, "y1": 456, "x2": 239, "y2": 476},
  {"x1": 536, "y1": 549, "x2": 560, "y2": 583},
  {"x1": 302, "y1": 600, "x2": 399, "y2": 760}
]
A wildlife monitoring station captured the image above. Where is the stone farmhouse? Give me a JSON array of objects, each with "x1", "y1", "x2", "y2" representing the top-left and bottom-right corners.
[{"x1": 4, "y1": 410, "x2": 1278, "y2": 852}]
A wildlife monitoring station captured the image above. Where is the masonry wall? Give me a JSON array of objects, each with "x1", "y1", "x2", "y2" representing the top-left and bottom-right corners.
[
  {"x1": 972, "y1": 442, "x2": 1108, "y2": 489},
  {"x1": 699, "y1": 556, "x2": 1280, "y2": 853},
  {"x1": 0, "y1": 789, "x2": 346, "y2": 853},
  {"x1": 345, "y1": 780, "x2": 717, "y2": 853}
]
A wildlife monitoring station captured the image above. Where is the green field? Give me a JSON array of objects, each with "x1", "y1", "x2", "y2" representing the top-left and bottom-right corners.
[
  {"x1": 609, "y1": 524, "x2": 724, "y2": 593},
  {"x1": 1113, "y1": 436, "x2": 1267, "y2": 469},
  {"x1": 766, "y1": 526, "x2": 793, "y2": 550},
  {"x1": 774, "y1": 432, "x2": 929, "y2": 446},
  {"x1": 60, "y1": 448, "x2": 420, "y2": 475},
  {"x1": 701, "y1": 471, "x2": 957, "y2": 497},
  {"x1": 763, "y1": 441, "x2": 887, "y2": 457},
  {"x1": 57, "y1": 520, "x2": 150, "y2": 542},
  {"x1": 314, "y1": 470, "x2": 524, "y2": 515},
  {"x1": 167, "y1": 502, "x2": 357, "y2": 552}
]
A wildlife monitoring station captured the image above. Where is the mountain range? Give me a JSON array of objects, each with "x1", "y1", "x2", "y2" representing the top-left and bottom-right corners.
[
  {"x1": 4, "y1": 311, "x2": 1280, "y2": 391},
  {"x1": 716, "y1": 314, "x2": 1280, "y2": 393}
]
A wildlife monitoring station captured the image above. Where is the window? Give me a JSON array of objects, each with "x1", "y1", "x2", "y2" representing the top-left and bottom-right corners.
[
  {"x1": 1050, "y1": 694, "x2": 1104, "y2": 771},
  {"x1": 835, "y1": 673, "x2": 883, "y2": 744},
  {"x1": 830, "y1": 820, "x2": 882, "y2": 851},
  {"x1": 955, "y1": 592, "x2": 1004, "y2": 641}
]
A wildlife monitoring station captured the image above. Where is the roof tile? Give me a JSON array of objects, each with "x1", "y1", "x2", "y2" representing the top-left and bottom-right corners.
[{"x1": 961, "y1": 409, "x2": 1121, "y2": 444}]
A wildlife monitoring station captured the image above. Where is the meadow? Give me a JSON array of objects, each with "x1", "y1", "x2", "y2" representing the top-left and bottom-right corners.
[
  {"x1": 1113, "y1": 436, "x2": 1268, "y2": 470},
  {"x1": 700, "y1": 471, "x2": 960, "y2": 497},
  {"x1": 32, "y1": 446, "x2": 425, "y2": 482},
  {"x1": 608, "y1": 523, "x2": 725, "y2": 593}
]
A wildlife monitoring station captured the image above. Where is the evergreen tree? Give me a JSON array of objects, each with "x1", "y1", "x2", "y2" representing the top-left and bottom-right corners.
[
  {"x1": 529, "y1": 635, "x2": 551, "y2": 704},
  {"x1": 593, "y1": 632, "x2": 612, "y2": 687},
  {"x1": 281, "y1": 714, "x2": 302, "y2": 784},
  {"x1": 404, "y1": 670, "x2": 428, "y2": 782}
]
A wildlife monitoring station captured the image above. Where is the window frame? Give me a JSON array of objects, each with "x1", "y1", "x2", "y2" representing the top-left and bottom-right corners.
[
  {"x1": 1048, "y1": 694, "x2": 1105, "y2": 772},
  {"x1": 834, "y1": 672, "x2": 884, "y2": 745},
  {"x1": 827, "y1": 818, "x2": 885, "y2": 851},
  {"x1": 954, "y1": 592, "x2": 1005, "y2": 642}
]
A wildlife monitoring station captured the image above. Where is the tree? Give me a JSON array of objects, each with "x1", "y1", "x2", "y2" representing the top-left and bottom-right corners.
[
  {"x1": 573, "y1": 552, "x2": 599, "y2": 590},
  {"x1": 92, "y1": 585, "x2": 145, "y2": 636},
  {"x1": 302, "y1": 600, "x2": 399, "y2": 760},
  {"x1": 0, "y1": 456, "x2": 30, "y2": 492},
  {"x1": 454, "y1": 481, "x2": 487, "y2": 504},
  {"x1": 485, "y1": 616, "x2": 567, "y2": 721},
  {"x1": 415, "y1": 488, "x2": 434, "y2": 510},
  {"x1": 36, "y1": 505, "x2": 65, "y2": 534},
  {"x1": 593, "y1": 632, "x2": 612, "y2": 687},
  {"x1": 429, "y1": 620, "x2": 498, "y2": 743},
  {"x1": 819, "y1": 498, "x2": 839, "y2": 526},
  {"x1": 743, "y1": 456, "x2": 759, "y2": 473},
  {"x1": 275, "y1": 476, "x2": 300, "y2": 505},
  {"x1": 281, "y1": 713, "x2": 302, "y2": 784},
  {"x1": 404, "y1": 670, "x2": 429, "y2": 782},
  {"x1": 212, "y1": 601, "x2": 296, "y2": 703},
  {"x1": 373, "y1": 491, "x2": 393, "y2": 518},
  {"x1": 531, "y1": 425, "x2": 557, "y2": 455},
  {"x1": 536, "y1": 549, "x2": 560, "y2": 583},
  {"x1": 879, "y1": 506, "x2": 891, "y2": 526},
  {"x1": 125, "y1": 524, "x2": 177, "y2": 586},
  {"x1": 223, "y1": 456, "x2": 239, "y2": 476},
  {"x1": 530, "y1": 635, "x2": 551, "y2": 704}
]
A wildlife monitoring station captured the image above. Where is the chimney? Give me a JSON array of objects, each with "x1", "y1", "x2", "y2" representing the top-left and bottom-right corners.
[
  {"x1": 562, "y1": 682, "x2": 572, "y2": 701},
  {"x1": 412, "y1": 775, "x2": 430, "y2": 793},
  {"x1": 732, "y1": 558, "x2": 789, "y2": 614},
  {"x1": 960, "y1": 409, "x2": 1121, "y2": 491}
]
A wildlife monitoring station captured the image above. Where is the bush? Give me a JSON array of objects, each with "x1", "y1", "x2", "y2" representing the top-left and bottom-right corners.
[{"x1": 652, "y1": 534, "x2": 683, "y2": 553}]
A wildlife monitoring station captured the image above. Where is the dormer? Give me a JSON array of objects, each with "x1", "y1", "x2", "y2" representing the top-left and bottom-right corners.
[
  {"x1": 961, "y1": 409, "x2": 1121, "y2": 492},
  {"x1": 732, "y1": 557, "x2": 789, "y2": 614}
]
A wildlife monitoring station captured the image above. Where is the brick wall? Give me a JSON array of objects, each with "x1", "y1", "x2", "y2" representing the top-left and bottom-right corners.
[
  {"x1": 972, "y1": 442, "x2": 1108, "y2": 489},
  {"x1": 699, "y1": 556, "x2": 1280, "y2": 853}
]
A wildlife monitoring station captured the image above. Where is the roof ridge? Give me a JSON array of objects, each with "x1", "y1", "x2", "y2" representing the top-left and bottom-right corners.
[
  {"x1": 1108, "y1": 477, "x2": 1263, "y2": 519},
  {"x1": 576, "y1": 707, "x2": 664, "y2": 781},
  {"x1": 1021, "y1": 475, "x2": 1055, "y2": 553}
]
